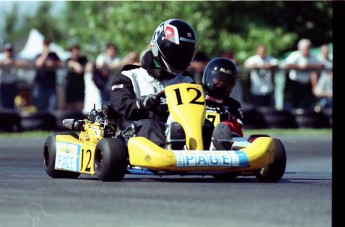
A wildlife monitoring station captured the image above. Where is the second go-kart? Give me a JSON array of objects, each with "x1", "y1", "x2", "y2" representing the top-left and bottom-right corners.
[{"x1": 43, "y1": 83, "x2": 286, "y2": 182}]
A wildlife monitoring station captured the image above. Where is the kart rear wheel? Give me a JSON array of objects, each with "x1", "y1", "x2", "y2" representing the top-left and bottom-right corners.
[
  {"x1": 255, "y1": 138, "x2": 286, "y2": 183},
  {"x1": 94, "y1": 138, "x2": 128, "y2": 182},
  {"x1": 43, "y1": 133, "x2": 81, "y2": 178}
]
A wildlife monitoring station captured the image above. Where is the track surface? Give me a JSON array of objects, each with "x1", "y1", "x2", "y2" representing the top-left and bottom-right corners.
[{"x1": 0, "y1": 134, "x2": 332, "y2": 227}]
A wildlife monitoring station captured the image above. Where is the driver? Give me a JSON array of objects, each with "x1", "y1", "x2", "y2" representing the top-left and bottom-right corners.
[
  {"x1": 201, "y1": 57, "x2": 244, "y2": 150},
  {"x1": 109, "y1": 19, "x2": 197, "y2": 147}
]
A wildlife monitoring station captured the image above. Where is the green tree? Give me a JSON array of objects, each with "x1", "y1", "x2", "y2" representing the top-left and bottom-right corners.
[
  {"x1": 2, "y1": 3, "x2": 25, "y2": 44},
  {"x1": 24, "y1": 1, "x2": 64, "y2": 41},
  {"x1": 1, "y1": 1, "x2": 64, "y2": 47},
  {"x1": 2, "y1": 1, "x2": 332, "y2": 64},
  {"x1": 60, "y1": 1, "x2": 331, "y2": 63}
]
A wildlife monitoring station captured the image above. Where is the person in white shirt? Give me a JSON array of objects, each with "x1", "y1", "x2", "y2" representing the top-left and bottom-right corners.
[
  {"x1": 318, "y1": 44, "x2": 332, "y2": 70},
  {"x1": 312, "y1": 44, "x2": 333, "y2": 93},
  {"x1": 283, "y1": 39, "x2": 324, "y2": 109},
  {"x1": 313, "y1": 67, "x2": 332, "y2": 110},
  {"x1": 0, "y1": 43, "x2": 29, "y2": 110},
  {"x1": 96, "y1": 43, "x2": 138, "y2": 105},
  {"x1": 244, "y1": 45, "x2": 279, "y2": 108}
]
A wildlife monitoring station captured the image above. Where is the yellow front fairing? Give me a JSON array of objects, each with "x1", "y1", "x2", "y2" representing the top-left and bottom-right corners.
[
  {"x1": 128, "y1": 136, "x2": 274, "y2": 172},
  {"x1": 165, "y1": 83, "x2": 206, "y2": 150}
]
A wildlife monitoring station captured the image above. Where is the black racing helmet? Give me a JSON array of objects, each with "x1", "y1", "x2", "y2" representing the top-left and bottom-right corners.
[
  {"x1": 150, "y1": 19, "x2": 197, "y2": 74},
  {"x1": 202, "y1": 57, "x2": 239, "y2": 100}
]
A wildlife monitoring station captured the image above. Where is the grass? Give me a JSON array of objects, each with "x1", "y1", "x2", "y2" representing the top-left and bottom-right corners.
[
  {"x1": 0, "y1": 128, "x2": 332, "y2": 138},
  {"x1": 243, "y1": 128, "x2": 332, "y2": 136},
  {"x1": 0, "y1": 130, "x2": 54, "y2": 138}
]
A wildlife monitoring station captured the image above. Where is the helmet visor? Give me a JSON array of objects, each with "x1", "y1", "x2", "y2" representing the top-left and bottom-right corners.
[
  {"x1": 158, "y1": 39, "x2": 196, "y2": 72},
  {"x1": 204, "y1": 69, "x2": 238, "y2": 99}
]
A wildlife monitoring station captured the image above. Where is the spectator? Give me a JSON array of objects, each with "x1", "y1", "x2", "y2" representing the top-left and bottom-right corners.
[
  {"x1": 318, "y1": 44, "x2": 332, "y2": 70},
  {"x1": 0, "y1": 43, "x2": 29, "y2": 110},
  {"x1": 313, "y1": 67, "x2": 332, "y2": 110},
  {"x1": 311, "y1": 44, "x2": 333, "y2": 91},
  {"x1": 186, "y1": 51, "x2": 209, "y2": 84},
  {"x1": 82, "y1": 62, "x2": 102, "y2": 114},
  {"x1": 64, "y1": 44, "x2": 88, "y2": 112},
  {"x1": 95, "y1": 42, "x2": 138, "y2": 105},
  {"x1": 283, "y1": 39, "x2": 324, "y2": 109},
  {"x1": 139, "y1": 43, "x2": 151, "y2": 65},
  {"x1": 33, "y1": 39, "x2": 62, "y2": 112},
  {"x1": 244, "y1": 45, "x2": 279, "y2": 107}
]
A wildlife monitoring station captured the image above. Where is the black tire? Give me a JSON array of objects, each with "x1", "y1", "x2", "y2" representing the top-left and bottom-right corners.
[
  {"x1": 242, "y1": 108, "x2": 268, "y2": 129},
  {"x1": 292, "y1": 108, "x2": 330, "y2": 128},
  {"x1": 322, "y1": 109, "x2": 332, "y2": 127},
  {"x1": 255, "y1": 138, "x2": 286, "y2": 183},
  {"x1": 212, "y1": 173, "x2": 238, "y2": 181},
  {"x1": 258, "y1": 107, "x2": 298, "y2": 129},
  {"x1": 0, "y1": 111, "x2": 22, "y2": 132},
  {"x1": 20, "y1": 111, "x2": 57, "y2": 131},
  {"x1": 43, "y1": 132, "x2": 81, "y2": 178},
  {"x1": 94, "y1": 138, "x2": 128, "y2": 182}
]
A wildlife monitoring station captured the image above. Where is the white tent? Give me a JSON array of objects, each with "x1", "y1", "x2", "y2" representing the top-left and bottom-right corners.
[
  {"x1": 5, "y1": 28, "x2": 72, "y2": 86},
  {"x1": 18, "y1": 28, "x2": 71, "y2": 61}
]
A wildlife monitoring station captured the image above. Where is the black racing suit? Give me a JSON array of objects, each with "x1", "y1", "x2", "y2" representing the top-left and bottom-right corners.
[
  {"x1": 206, "y1": 97, "x2": 243, "y2": 121},
  {"x1": 109, "y1": 50, "x2": 194, "y2": 146},
  {"x1": 205, "y1": 97, "x2": 244, "y2": 137}
]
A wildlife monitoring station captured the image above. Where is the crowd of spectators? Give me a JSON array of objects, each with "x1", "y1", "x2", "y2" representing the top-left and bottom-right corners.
[{"x1": 0, "y1": 38, "x2": 332, "y2": 115}]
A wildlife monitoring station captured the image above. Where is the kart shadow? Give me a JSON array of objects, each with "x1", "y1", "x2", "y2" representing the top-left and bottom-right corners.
[
  {"x1": 147, "y1": 177, "x2": 290, "y2": 183},
  {"x1": 76, "y1": 172, "x2": 328, "y2": 184},
  {"x1": 70, "y1": 175, "x2": 315, "y2": 184},
  {"x1": 75, "y1": 175, "x2": 264, "y2": 183}
]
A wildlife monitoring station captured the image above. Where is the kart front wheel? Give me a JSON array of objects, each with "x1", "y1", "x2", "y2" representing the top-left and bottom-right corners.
[
  {"x1": 255, "y1": 138, "x2": 286, "y2": 183},
  {"x1": 43, "y1": 133, "x2": 81, "y2": 179},
  {"x1": 94, "y1": 138, "x2": 128, "y2": 182}
]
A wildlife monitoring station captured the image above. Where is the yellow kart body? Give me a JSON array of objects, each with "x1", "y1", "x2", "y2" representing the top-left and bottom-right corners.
[
  {"x1": 44, "y1": 83, "x2": 286, "y2": 182},
  {"x1": 128, "y1": 83, "x2": 274, "y2": 172}
]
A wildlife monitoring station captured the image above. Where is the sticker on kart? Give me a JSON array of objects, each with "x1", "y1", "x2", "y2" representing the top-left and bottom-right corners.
[
  {"x1": 55, "y1": 142, "x2": 81, "y2": 172},
  {"x1": 172, "y1": 150, "x2": 248, "y2": 167}
]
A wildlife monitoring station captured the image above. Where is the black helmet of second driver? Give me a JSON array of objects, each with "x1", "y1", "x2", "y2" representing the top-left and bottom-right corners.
[
  {"x1": 150, "y1": 19, "x2": 197, "y2": 75},
  {"x1": 202, "y1": 57, "x2": 239, "y2": 100}
]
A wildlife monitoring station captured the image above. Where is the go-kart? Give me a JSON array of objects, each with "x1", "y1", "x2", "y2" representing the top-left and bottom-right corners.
[{"x1": 43, "y1": 83, "x2": 286, "y2": 182}]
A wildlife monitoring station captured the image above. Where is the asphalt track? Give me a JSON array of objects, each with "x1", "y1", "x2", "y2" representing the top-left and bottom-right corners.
[{"x1": 0, "y1": 134, "x2": 332, "y2": 227}]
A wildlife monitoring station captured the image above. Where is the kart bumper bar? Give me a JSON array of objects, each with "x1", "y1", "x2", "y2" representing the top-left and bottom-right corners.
[{"x1": 128, "y1": 137, "x2": 274, "y2": 172}]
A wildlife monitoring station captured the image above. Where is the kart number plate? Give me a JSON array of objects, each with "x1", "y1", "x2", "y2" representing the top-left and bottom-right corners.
[
  {"x1": 55, "y1": 142, "x2": 81, "y2": 172},
  {"x1": 172, "y1": 150, "x2": 248, "y2": 167}
]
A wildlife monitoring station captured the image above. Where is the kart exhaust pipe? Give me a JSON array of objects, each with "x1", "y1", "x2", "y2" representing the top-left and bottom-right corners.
[
  {"x1": 62, "y1": 119, "x2": 75, "y2": 130},
  {"x1": 62, "y1": 119, "x2": 85, "y2": 130}
]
